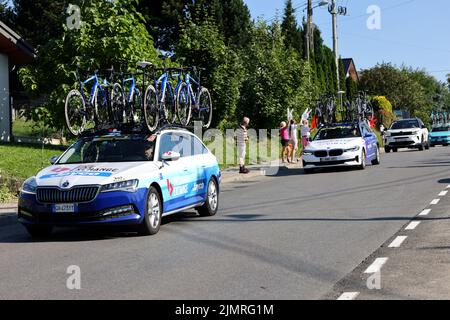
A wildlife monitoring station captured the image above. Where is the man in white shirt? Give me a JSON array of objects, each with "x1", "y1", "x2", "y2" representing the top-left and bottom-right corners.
[{"x1": 237, "y1": 117, "x2": 250, "y2": 174}]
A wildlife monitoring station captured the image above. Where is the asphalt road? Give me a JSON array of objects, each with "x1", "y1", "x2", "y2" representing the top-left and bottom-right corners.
[{"x1": 1, "y1": 147, "x2": 450, "y2": 300}]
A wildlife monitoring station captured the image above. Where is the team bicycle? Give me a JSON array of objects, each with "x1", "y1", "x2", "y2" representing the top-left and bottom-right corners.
[{"x1": 65, "y1": 58, "x2": 213, "y2": 136}]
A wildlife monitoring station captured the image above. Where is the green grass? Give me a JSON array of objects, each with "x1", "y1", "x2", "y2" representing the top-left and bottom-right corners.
[
  {"x1": 13, "y1": 119, "x2": 60, "y2": 138},
  {"x1": 0, "y1": 143, "x2": 63, "y2": 180}
]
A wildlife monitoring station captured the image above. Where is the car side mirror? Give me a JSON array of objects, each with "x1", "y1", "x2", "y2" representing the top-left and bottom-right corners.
[
  {"x1": 50, "y1": 156, "x2": 59, "y2": 165},
  {"x1": 161, "y1": 151, "x2": 181, "y2": 162}
]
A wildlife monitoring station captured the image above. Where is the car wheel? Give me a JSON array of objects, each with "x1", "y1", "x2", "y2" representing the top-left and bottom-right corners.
[
  {"x1": 139, "y1": 186, "x2": 162, "y2": 236},
  {"x1": 197, "y1": 178, "x2": 219, "y2": 217},
  {"x1": 384, "y1": 147, "x2": 391, "y2": 153},
  {"x1": 393, "y1": 148, "x2": 398, "y2": 153},
  {"x1": 304, "y1": 168, "x2": 314, "y2": 174},
  {"x1": 425, "y1": 142, "x2": 430, "y2": 150},
  {"x1": 372, "y1": 147, "x2": 381, "y2": 165},
  {"x1": 25, "y1": 225, "x2": 53, "y2": 238},
  {"x1": 358, "y1": 150, "x2": 366, "y2": 170}
]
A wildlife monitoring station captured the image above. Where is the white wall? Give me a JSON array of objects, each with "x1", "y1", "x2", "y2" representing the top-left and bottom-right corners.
[{"x1": 0, "y1": 53, "x2": 10, "y2": 142}]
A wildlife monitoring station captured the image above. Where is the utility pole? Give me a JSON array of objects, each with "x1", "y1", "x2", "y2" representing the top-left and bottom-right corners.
[{"x1": 306, "y1": 0, "x2": 313, "y2": 63}]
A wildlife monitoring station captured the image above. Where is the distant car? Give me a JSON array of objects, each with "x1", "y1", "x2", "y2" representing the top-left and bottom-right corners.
[
  {"x1": 384, "y1": 118, "x2": 430, "y2": 152},
  {"x1": 18, "y1": 128, "x2": 221, "y2": 238},
  {"x1": 429, "y1": 126, "x2": 450, "y2": 147},
  {"x1": 302, "y1": 121, "x2": 380, "y2": 173}
]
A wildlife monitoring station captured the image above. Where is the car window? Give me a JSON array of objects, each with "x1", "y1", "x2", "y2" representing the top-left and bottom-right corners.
[
  {"x1": 58, "y1": 136, "x2": 155, "y2": 164},
  {"x1": 158, "y1": 132, "x2": 207, "y2": 158},
  {"x1": 315, "y1": 126, "x2": 361, "y2": 140},
  {"x1": 391, "y1": 120, "x2": 420, "y2": 130}
]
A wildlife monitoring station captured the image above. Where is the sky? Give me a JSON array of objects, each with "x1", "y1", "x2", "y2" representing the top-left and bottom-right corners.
[{"x1": 244, "y1": 0, "x2": 450, "y2": 82}]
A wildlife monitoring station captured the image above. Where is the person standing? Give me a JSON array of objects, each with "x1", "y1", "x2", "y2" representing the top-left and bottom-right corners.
[
  {"x1": 280, "y1": 121, "x2": 291, "y2": 163},
  {"x1": 237, "y1": 117, "x2": 250, "y2": 174},
  {"x1": 301, "y1": 119, "x2": 311, "y2": 151},
  {"x1": 289, "y1": 119, "x2": 299, "y2": 163}
]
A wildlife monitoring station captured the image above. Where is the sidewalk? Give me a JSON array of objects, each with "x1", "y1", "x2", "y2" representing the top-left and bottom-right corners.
[{"x1": 0, "y1": 202, "x2": 18, "y2": 216}]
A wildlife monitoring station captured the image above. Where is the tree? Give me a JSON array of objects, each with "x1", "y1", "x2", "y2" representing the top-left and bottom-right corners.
[
  {"x1": 281, "y1": 0, "x2": 303, "y2": 56},
  {"x1": 372, "y1": 96, "x2": 394, "y2": 128},
  {"x1": 18, "y1": 0, "x2": 158, "y2": 131}
]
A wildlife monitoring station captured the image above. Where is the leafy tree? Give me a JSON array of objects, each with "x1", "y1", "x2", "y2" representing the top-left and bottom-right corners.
[
  {"x1": 372, "y1": 96, "x2": 394, "y2": 128},
  {"x1": 18, "y1": 0, "x2": 158, "y2": 131},
  {"x1": 281, "y1": 0, "x2": 303, "y2": 56}
]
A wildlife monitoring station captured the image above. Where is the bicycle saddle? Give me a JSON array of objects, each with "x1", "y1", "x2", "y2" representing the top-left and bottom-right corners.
[{"x1": 137, "y1": 61, "x2": 153, "y2": 68}]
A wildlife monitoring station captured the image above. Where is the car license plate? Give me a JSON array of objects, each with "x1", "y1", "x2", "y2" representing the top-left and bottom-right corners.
[
  {"x1": 53, "y1": 204, "x2": 77, "y2": 213},
  {"x1": 321, "y1": 157, "x2": 337, "y2": 162}
]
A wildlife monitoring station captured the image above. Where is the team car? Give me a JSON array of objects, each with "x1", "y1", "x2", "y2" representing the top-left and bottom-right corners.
[
  {"x1": 302, "y1": 121, "x2": 380, "y2": 173},
  {"x1": 384, "y1": 118, "x2": 430, "y2": 152},
  {"x1": 429, "y1": 126, "x2": 450, "y2": 147},
  {"x1": 18, "y1": 128, "x2": 221, "y2": 238}
]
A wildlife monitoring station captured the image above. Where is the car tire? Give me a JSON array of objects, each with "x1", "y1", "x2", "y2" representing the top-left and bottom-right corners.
[
  {"x1": 358, "y1": 150, "x2": 366, "y2": 170},
  {"x1": 304, "y1": 168, "x2": 314, "y2": 174},
  {"x1": 197, "y1": 178, "x2": 219, "y2": 217},
  {"x1": 25, "y1": 225, "x2": 53, "y2": 238},
  {"x1": 371, "y1": 147, "x2": 381, "y2": 165},
  {"x1": 393, "y1": 148, "x2": 398, "y2": 153},
  {"x1": 384, "y1": 147, "x2": 391, "y2": 153},
  {"x1": 138, "y1": 186, "x2": 162, "y2": 236},
  {"x1": 425, "y1": 142, "x2": 430, "y2": 150}
]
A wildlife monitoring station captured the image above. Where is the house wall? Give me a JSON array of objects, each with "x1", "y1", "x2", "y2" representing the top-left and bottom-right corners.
[{"x1": 0, "y1": 53, "x2": 10, "y2": 142}]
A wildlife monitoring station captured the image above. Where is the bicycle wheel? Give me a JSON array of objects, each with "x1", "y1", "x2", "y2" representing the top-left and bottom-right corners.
[
  {"x1": 94, "y1": 88, "x2": 110, "y2": 127},
  {"x1": 65, "y1": 90, "x2": 86, "y2": 136},
  {"x1": 110, "y1": 83, "x2": 126, "y2": 125},
  {"x1": 162, "y1": 82, "x2": 176, "y2": 124},
  {"x1": 197, "y1": 87, "x2": 212, "y2": 129},
  {"x1": 143, "y1": 84, "x2": 159, "y2": 132},
  {"x1": 176, "y1": 82, "x2": 192, "y2": 126},
  {"x1": 130, "y1": 88, "x2": 143, "y2": 125}
]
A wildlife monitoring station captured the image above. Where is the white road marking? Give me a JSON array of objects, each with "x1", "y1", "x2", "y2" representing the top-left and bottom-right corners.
[
  {"x1": 388, "y1": 236, "x2": 408, "y2": 248},
  {"x1": 439, "y1": 191, "x2": 448, "y2": 196},
  {"x1": 405, "y1": 221, "x2": 421, "y2": 230},
  {"x1": 430, "y1": 199, "x2": 440, "y2": 205},
  {"x1": 364, "y1": 258, "x2": 389, "y2": 274},
  {"x1": 419, "y1": 209, "x2": 431, "y2": 216},
  {"x1": 337, "y1": 292, "x2": 360, "y2": 300},
  {"x1": 446, "y1": 185, "x2": 450, "y2": 189}
]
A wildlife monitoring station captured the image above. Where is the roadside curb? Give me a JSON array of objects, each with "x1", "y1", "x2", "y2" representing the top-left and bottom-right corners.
[{"x1": 0, "y1": 202, "x2": 18, "y2": 216}]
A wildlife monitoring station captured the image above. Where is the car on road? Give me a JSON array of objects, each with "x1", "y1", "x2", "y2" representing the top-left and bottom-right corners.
[
  {"x1": 429, "y1": 126, "x2": 450, "y2": 147},
  {"x1": 302, "y1": 121, "x2": 380, "y2": 173},
  {"x1": 384, "y1": 118, "x2": 430, "y2": 152},
  {"x1": 18, "y1": 128, "x2": 221, "y2": 238}
]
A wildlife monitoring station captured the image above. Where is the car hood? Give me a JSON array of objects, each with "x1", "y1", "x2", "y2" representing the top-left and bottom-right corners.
[
  {"x1": 430, "y1": 131, "x2": 450, "y2": 137},
  {"x1": 35, "y1": 162, "x2": 159, "y2": 188},
  {"x1": 308, "y1": 138, "x2": 363, "y2": 150}
]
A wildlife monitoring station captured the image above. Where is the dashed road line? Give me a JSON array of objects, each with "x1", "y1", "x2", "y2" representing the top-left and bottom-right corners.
[
  {"x1": 388, "y1": 236, "x2": 408, "y2": 248},
  {"x1": 364, "y1": 258, "x2": 389, "y2": 274},
  {"x1": 405, "y1": 221, "x2": 421, "y2": 230},
  {"x1": 430, "y1": 199, "x2": 440, "y2": 205},
  {"x1": 439, "y1": 191, "x2": 448, "y2": 197},
  {"x1": 337, "y1": 292, "x2": 360, "y2": 300},
  {"x1": 419, "y1": 209, "x2": 431, "y2": 216}
]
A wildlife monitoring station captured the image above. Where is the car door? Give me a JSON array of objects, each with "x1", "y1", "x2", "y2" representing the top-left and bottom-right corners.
[
  {"x1": 157, "y1": 132, "x2": 192, "y2": 213},
  {"x1": 361, "y1": 123, "x2": 377, "y2": 159}
]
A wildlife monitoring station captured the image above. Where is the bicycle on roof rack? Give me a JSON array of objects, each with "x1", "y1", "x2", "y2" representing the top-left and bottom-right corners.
[{"x1": 64, "y1": 65, "x2": 124, "y2": 136}]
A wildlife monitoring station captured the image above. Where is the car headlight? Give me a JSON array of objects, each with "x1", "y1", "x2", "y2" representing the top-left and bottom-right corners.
[
  {"x1": 21, "y1": 177, "x2": 37, "y2": 195},
  {"x1": 101, "y1": 179, "x2": 139, "y2": 193},
  {"x1": 302, "y1": 150, "x2": 314, "y2": 156},
  {"x1": 345, "y1": 146, "x2": 361, "y2": 152}
]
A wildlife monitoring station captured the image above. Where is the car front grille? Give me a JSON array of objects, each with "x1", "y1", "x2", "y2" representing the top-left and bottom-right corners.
[
  {"x1": 391, "y1": 132, "x2": 414, "y2": 137},
  {"x1": 314, "y1": 151, "x2": 328, "y2": 158},
  {"x1": 329, "y1": 149, "x2": 344, "y2": 157},
  {"x1": 36, "y1": 186, "x2": 100, "y2": 204},
  {"x1": 313, "y1": 150, "x2": 344, "y2": 157}
]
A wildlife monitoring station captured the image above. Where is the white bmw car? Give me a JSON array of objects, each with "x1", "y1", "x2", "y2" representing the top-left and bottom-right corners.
[
  {"x1": 18, "y1": 128, "x2": 221, "y2": 238},
  {"x1": 302, "y1": 121, "x2": 380, "y2": 173}
]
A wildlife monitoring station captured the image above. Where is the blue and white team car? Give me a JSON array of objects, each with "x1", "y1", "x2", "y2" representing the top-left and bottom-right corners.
[
  {"x1": 18, "y1": 128, "x2": 221, "y2": 238},
  {"x1": 302, "y1": 121, "x2": 381, "y2": 173}
]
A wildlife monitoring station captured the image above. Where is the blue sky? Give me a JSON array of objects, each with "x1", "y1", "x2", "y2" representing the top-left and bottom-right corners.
[{"x1": 244, "y1": 0, "x2": 450, "y2": 82}]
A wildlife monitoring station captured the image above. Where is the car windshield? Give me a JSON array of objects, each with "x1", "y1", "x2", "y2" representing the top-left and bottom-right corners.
[
  {"x1": 391, "y1": 120, "x2": 420, "y2": 130},
  {"x1": 57, "y1": 136, "x2": 156, "y2": 164},
  {"x1": 432, "y1": 127, "x2": 450, "y2": 132},
  {"x1": 315, "y1": 126, "x2": 361, "y2": 140}
]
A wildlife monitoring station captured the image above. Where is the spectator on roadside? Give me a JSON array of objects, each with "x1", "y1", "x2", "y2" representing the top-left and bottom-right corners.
[
  {"x1": 289, "y1": 119, "x2": 300, "y2": 163},
  {"x1": 237, "y1": 117, "x2": 250, "y2": 174},
  {"x1": 280, "y1": 121, "x2": 290, "y2": 163},
  {"x1": 301, "y1": 119, "x2": 311, "y2": 151}
]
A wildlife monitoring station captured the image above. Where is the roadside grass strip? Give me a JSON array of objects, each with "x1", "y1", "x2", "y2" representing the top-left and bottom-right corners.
[
  {"x1": 388, "y1": 236, "x2": 408, "y2": 248},
  {"x1": 405, "y1": 221, "x2": 421, "y2": 230},
  {"x1": 337, "y1": 292, "x2": 360, "y2": 300},
  {"x1": 430, "y1": 199, "x2": 440, "y2": 205},
  {"x1": 364, "y1": 258, "x2": 388, "y2": 274},
  {"x1": 419, "y1": 209, "x2": 431, "y2": 216}
]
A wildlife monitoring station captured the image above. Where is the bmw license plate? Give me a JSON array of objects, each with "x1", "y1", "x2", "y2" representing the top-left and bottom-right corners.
[
  {"x1": 321, "y1": 157, "x2": 337, "y2": 162},
  {"x1": 53, "y1": 204, "x2": 77, "y2": 213}
]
